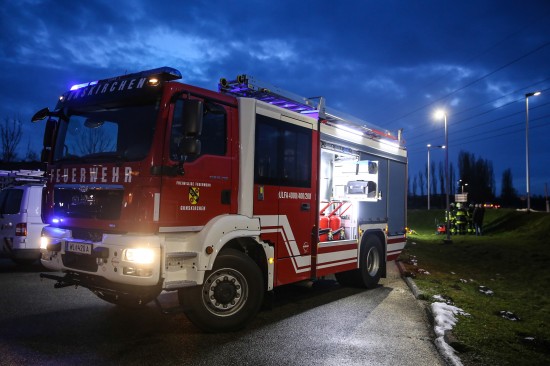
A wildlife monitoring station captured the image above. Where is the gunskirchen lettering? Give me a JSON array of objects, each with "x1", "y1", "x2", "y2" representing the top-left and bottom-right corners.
[
  {"x1": 50, "y1": 166, "x2": 133, "y2": 183},
  {"x1": 66, "y1": 77, "x2": 147, "y2": 101}
]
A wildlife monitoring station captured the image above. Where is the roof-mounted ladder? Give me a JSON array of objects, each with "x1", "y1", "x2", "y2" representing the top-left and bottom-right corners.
[{"x1": 218, "y1": 74, "x2": 403, "y2": 145}]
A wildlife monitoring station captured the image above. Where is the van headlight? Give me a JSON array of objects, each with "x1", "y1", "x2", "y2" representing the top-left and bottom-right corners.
[{"x1": 124, "y1": 248, "x2": 155, "y2": 264}]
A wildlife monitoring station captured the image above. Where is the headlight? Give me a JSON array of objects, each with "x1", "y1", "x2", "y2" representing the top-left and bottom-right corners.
[
  {"x1": 40, "y1": 237, "x2": 49, "y2": 250},
  {"x1": 124, "y1": 248, "x2": 155, "y2": 264}
]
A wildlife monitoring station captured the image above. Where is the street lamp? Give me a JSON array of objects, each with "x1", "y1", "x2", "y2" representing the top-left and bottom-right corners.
[
  {"x1": 435, "y1": 110, "x2": 451, "y2": 243},
  {"x1": 525, "y1": 91, "x2": 541, "y2": 212},
  {"x1": 427, "y1": 144, "x2": 445, "y2": 210},
  {"x1": 458, "y1": 179, "x2": 468, "y2": 193}
]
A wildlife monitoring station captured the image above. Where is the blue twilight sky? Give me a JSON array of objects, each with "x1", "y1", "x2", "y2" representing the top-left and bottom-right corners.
[{"x1": 1, "y1": 0, "x2": 549, "y2": 196}]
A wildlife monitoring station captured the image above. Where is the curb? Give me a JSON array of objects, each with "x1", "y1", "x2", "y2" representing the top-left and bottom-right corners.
[
  {"x1": 395, "y1": 260, "x2": 463, "y2": 366},
  {"x1": 395, "y1": 260, "x2": 425, "y2": 300}
]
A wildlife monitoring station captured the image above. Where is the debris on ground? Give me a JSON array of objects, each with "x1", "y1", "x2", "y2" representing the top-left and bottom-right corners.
[
  {"x1": 433, "y1": 294, "x2": 454, "y2": 305},
  {"x1": 498, "y1": 310, "x2": 520, "y2": 321},
  {"x1": 478, "y1": 286, "x2": 494, "y2": 296}
]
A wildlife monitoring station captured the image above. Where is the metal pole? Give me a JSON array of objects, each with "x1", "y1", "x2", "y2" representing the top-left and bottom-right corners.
[
  {"x1": 526, "y1": 96, "x2": 530, "y2": 212},
  {"x1": 427, "y1": 144, "x2": 431, "y2": 210},
  {"x1": 524, "y1": 91, "x2": 541, "y2": 212},
  {"x1": 444, "y1": 114, "x2": 451, "y2": 243},
  {"x1": 546, "y1": 183, "x2": 549, "y2": 213}
]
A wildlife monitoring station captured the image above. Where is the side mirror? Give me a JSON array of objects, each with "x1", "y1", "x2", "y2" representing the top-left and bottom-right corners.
[
  {"x1": 180, "y1": 139, "x2": 201, "y2": 156},
  {"x1": 40, "y1": 148, "x2": 51, "y2": 163},
  {"x1": 182, "y1": 100, "x2": 203, "y2": 137},
  {"x1": 32, "y1": 107, "x2": 50, "y2": 122},
  {"x1": 43, "y1": 118, "x2": 57, "y2": 148}
]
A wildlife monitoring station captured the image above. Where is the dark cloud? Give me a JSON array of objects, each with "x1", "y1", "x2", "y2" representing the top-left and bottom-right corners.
[{"x1": 0, "y1": 0, "x2": 549, "y2": 194}]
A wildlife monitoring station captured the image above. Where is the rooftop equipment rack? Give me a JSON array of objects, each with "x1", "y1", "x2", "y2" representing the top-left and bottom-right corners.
[{"x1": 218, "y1": 74, "x2": 404, "y2": 146}]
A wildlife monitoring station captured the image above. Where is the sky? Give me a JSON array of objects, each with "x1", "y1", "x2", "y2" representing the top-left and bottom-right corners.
[{"x1": 1, "y1": 0, "x2": 549, "y2": 196}]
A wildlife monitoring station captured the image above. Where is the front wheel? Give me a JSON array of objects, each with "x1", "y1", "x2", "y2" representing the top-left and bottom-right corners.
[{"x1": 179, "y1": 249, "x2": 264, "y2": 332}]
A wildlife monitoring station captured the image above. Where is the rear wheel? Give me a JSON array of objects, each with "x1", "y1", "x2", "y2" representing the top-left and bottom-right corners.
[
  {"x1": 359, "y1": 235, "x2": 383, "y2": 288},
  {"x1": 335, "y1": 235, "x2": 383, "y2": 288},
  {"x1": 179, "y1": 249, "x2": 264, "y2": 332}
]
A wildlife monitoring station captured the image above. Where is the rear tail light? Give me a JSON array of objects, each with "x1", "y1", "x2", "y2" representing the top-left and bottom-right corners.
[{"x1": 15, "y1": 223, "x2": 27, "y2": 236}]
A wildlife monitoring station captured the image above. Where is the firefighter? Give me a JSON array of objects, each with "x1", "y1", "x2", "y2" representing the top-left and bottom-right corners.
[
  {"x1": 447, "y1": 203, "x2": 457, "y2": 235},
  {"x1": 467, "y1": 203, "x2": 475, "y2": 234},
  {"x1": 455, "y1": 202, "x2": 467, "y2": 235},
  {"x1": 473, "y1": 204, "x2": 485, "y2": 236}
]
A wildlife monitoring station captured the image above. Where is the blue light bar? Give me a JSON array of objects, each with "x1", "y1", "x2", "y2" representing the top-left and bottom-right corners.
[
  {"x1": 70, "y1": 80, "x2": 98, "y2": 91},
  {"x1": 68, "y1": 67, "x2": 182, "y2": 92}
]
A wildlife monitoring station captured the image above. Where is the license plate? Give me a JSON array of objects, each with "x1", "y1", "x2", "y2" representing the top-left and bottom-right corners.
[{"x1": 66, "y1": 241, "x2": 92, "y2": 255}]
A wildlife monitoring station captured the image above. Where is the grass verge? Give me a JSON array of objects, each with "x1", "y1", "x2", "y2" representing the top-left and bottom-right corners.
[{"x1": 400, "y1": 209, "x2": 550, "y2": 366}]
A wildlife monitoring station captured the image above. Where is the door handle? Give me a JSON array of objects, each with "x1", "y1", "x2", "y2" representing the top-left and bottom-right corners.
[{"x1": 301, "y1": 203, "x2": 310, "y2": 211}]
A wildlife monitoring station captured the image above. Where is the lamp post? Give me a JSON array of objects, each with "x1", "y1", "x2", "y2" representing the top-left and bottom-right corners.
[
  {"x1": 427, "y1": 144, "x2": 445, "y2": 210},
  {"x1": 458, "y1": 179, "x2": 468, "y2": 193},
  {"x1": 435, "y1": 110, "x2": 451, "y2": 243},
  {"x1": 525, "y1": 91, "x2": 541, "y2": 212}
]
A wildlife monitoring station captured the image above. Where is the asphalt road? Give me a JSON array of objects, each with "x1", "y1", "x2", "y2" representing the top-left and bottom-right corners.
[{"x1": 0, "y1": 258, "x2": 444, "y2": 366}]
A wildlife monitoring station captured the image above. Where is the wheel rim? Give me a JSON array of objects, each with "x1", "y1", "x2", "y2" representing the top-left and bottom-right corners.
[
  {"x1": 366, "y1": 246, "x2": 380, "y2": 276},
  {"x1": 202, "y1": 267, "x2": 248, "y2": 317}
]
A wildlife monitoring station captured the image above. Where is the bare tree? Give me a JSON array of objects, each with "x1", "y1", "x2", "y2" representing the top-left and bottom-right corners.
[
  {"x1": 1, "y1": 116, "x2": 23, "y2": 162},
  {"x1": 75, "y1": 128, "x2": 115, "y2": 155},
  {"x1": 430, "y1": 161, "x2": 437, "y2": 195},
  {"x1": 418, "y1": 170, "x2": 425, "y2": 197},
  {"x1": 24, "y1": 140, "x2": 39, "y2": 162}
]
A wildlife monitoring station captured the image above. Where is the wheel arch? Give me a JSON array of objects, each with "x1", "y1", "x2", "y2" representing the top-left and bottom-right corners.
[{"x1": 219, "y1": 237, "x2": 270, "y2": 292}]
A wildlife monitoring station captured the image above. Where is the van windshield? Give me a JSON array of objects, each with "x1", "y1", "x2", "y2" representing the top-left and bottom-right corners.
[{"x1": 0, "y1": 189, "x2": 23, "y2": 215}]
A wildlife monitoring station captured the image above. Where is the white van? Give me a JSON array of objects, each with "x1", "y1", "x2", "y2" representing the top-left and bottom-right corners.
[{"x1": 0, "y1": 184, "x2": 46, "y2": 265}]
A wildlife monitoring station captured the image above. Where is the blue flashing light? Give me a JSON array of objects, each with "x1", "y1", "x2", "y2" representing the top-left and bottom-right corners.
[
  {"x1": 70, "y1": 80, "x2": 98, "y2": 91},
  {"x1": 51, "y1": 217, "x2": 64, "y2": 224},
  {"x1": 66, "y1": 67, "x2": 181, "y2": 93}
]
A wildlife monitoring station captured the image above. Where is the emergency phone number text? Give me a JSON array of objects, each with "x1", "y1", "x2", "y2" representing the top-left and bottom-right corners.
[{"x1": 278, "y1": 191, "x2": 312, "y2": 200}]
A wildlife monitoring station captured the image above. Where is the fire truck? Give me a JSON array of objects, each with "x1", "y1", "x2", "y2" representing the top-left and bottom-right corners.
[{"x1": 34, "y1": 67, "x2": 407, "y2": 332}]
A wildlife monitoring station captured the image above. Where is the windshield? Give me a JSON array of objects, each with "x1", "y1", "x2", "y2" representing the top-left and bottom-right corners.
[{"x1": 53, "y1": 105, "x2": 158, "y2": 162}]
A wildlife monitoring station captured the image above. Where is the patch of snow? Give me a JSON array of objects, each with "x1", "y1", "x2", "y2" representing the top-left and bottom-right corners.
[{"x1": 431, "y1": 301, "x2": 470, "y2": 366}]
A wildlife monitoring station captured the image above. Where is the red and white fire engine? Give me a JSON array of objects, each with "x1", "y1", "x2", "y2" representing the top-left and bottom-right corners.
[{"x1": 34, "y1": 67, "x2": 407, "y2": 332}]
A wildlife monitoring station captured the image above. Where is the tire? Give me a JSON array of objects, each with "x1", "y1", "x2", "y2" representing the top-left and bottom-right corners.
[
  {"x1": 335, "y1": 235, "x2": 383, "y2": 289},
  {"x1": 179, "y1": 249, "x2": 264, "y2": 332},
  {"x1": 359, "y1": 235, "x2": 383, "y2": 288}
]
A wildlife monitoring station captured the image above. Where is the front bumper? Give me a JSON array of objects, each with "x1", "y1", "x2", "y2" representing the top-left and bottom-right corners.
[{"x1": 40, "y1": 226, "x2": 162, "y2": 287}]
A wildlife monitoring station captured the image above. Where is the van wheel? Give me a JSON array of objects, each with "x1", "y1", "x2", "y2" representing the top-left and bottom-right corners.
[
  {"x1": 179, "y1": 249, "x2": 264, "y2": 332},
  {"x1": 335, "y1": 235, "x2": 383, "y2": 288}
]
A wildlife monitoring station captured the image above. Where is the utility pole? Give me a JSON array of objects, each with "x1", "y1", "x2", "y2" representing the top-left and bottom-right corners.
[{"x1": 546, "y1": 183, "x2": 549, "y2": 213}]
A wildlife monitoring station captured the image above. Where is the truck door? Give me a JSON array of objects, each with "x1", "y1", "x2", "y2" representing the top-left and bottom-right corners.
[
  {"x1": 253, "y1": 111, "x2": 317, "y2": 286},
  {"x1": 159, "y1": 98, "x2": 234, "y2": 229}
]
